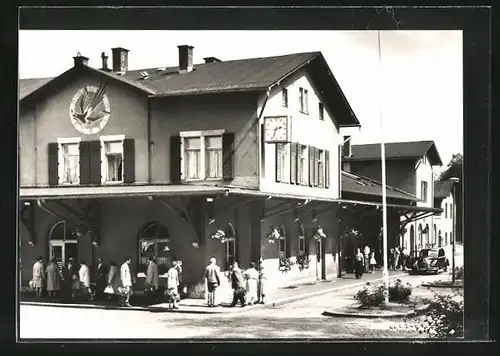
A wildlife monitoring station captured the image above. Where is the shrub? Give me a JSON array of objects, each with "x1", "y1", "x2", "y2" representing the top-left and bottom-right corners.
[
  {"x1": 354, "y1": 283, "x2": 386, "y2": 308},
  {"x1": 279, "y1": 257, "x2": 294, "y2": 273},
  {"x1": 296, "y1": 255, "x2": 311, "y2": 271},
  {"x1": 389, "y1": 279, "x2": 412, "y2": 302},
  {"x1": 404, "y1": 291, "x2": 464, "y2": 339}
]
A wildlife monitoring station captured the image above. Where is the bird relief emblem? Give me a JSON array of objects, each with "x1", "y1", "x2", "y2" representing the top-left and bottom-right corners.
[{"x1": 69, "y1": 83, "x2": 111, "y2": 135}]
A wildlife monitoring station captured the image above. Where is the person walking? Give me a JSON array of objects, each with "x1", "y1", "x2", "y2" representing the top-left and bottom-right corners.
[
  {"x1": 166, "y1": 261, "x2": 180, "y2": 310},
  {"x1": 32, "y1": 256, "x2": 45, "y2": 298},
  {"x1": 119, "y1": 257, "x2": 133, "y2": 307},
  {"x1": 45, "y1": 258, "x2": 62, "y2": 298},
  {"x1": 257, "y1": 264, "x2": 267, "y2": 304},
  {"x1": 79, "y1": 260, "x2": 93, "y2": 302},
  {"x1": 369, "y1": 251, "x2": 377, "y2": 273},
  {"x1": 244, "y1": 262, "x2": 259, "y2": 306},
  {"x1": 354, "y1": 248, "x2": 364, "y2": 279},
  {"x1": 145, "y1": 257, "x2": 159, "y2": 304},
  {"x1": 104, "y1": 260, "x2": 120, "y2": 301},
  {"x1": 94, "y1": 257, "x2": 108, "y2": 301},
  {"x1": 363, "y1": 245, "x2": 371, "y2": 273},
  {"x1": 229, "y1": 262, "x2": 246, "y2": 307},
  {"x1": 393, "y1": 246, "x2": 401, "y2": 270},
  {"x1": 204, "y1": 257, "x2": 221, "y2": 307}
]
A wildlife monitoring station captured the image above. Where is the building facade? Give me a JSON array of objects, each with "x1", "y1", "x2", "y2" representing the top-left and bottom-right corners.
[
  {"x1": 433, "y1": 180, "x2": 455, "y2": 248},
  {"x1": 343, "y1": 140, "x2": 443, "y2": 253},
  {"x1": 19, "y1": 45, "x2": 360, "y2": 298}
]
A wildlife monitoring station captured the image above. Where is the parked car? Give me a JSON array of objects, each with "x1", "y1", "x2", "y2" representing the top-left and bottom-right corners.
[{"x1": 409, "y1": 248, "x2": 449, "y2": 275}]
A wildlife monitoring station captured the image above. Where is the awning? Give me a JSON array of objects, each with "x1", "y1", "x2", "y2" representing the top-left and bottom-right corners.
[
  {"x1": 19, "y1": 185, "x2": 442, "y2": 215},
  {"x1": 20, "y1": 185, "x2": 228, "y2": 200}
]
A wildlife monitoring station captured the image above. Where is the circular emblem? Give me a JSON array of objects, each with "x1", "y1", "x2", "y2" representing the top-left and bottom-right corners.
[{"x1": 69, "y1": 84, "x2": 110, "y2": 135}]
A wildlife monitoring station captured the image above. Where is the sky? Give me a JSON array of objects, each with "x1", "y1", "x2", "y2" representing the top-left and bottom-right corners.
[{"x1": 18, "y1": 30, "x2": 463, "y2": 168}]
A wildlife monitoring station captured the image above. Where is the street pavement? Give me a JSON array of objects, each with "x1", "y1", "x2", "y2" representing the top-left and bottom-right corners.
[{"x1": 19, "y1": 270, "x2": 453, "y2": 339}]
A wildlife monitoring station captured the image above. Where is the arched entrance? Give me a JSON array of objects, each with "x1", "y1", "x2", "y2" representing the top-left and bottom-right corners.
[
  {"x1": 48, "y1": 220, "x2": 79, "y2": 268},
  {"x1": 409, "y1": 225, "x2": 415, "y2": 253},
  {"x1": 137, "y1": 221, "x2": 171, "y2": 271},
  {"x1": 425, "y1": 224, "x2": 430, "y2": 247}
]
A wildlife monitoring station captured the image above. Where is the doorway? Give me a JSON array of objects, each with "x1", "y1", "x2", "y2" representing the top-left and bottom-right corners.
[{"x1": 48, "y1": 220, "x2": 79, "y2": 267}]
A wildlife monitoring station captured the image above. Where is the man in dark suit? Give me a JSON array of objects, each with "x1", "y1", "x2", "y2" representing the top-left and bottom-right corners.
[
  {"x1": 94, "y1": 257, "x2": 108, "y2": 300},
  {"x1": 229, "y1": 262, "x2": 246, "y2": 307}
]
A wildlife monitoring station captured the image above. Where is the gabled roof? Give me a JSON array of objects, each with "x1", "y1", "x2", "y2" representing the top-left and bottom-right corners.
[
  {"x1": 434, "y1": 180, "x2": 454, "y2": 199},
  {"x1": 19, "y1": 51, "x2": 360, "y2": 127},
  {"x1": 342, "y1": 171, "x2": 420, "y2": 202},
  {"x1": 345, "y1": 140, "x2": 443, "y2": 166},
  {"x1": 19, "y1": 65, "x2": 156, "y2": 102}
]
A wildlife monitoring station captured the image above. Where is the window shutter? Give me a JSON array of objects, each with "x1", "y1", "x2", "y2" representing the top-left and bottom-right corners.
[
  {"x1": 290, "y1": 142, "x2": 297, "y2": 184},
  {"x1": 275, "y1": 143, "x2": 283, "y2": 182},
  {"x1": 296, "y1": 144, "x2": 302, "y2": 185},
  {"x1": 89, "y1": 140, "x2": 102, "y2": 185},
  {"x1": 79, "y1": 141, "x2": 91, "y2": 185},
  {"x1": 48, "y1": 143, "x2": 59, "y2": 186},
  {"x1": 222, "y1": 132, "x2": 235, "y2": 180},
  {"x1": 308, "y1": 146, "x2": 314, "y2": 186},
  {"x1": 123, "y1": 138, "x2": 135, "y2": 184},
  {"x1": 169, "y1": 135, "x2": 182, "y2": 183},
  {"x1": 314, "y1": 147, "x2": 319, "y2": 187},
  {"x1": 325, "y1": 149, "x2": 330, "y2": 188}
]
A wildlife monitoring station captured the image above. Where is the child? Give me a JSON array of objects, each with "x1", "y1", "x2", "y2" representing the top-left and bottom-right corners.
[
  {"x1": 165, "y1": 261, "x2": 180, "y2": 310},
  {"x1": 369, "y1": 251, "x2": 377, "y2": 273}
]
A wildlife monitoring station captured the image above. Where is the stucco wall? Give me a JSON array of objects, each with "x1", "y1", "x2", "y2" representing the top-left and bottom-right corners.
[
  {"x1": 150, "y1": 92, "x2": 261, "y2": 188},
  {"x1": 19, "y1": 72, "x2": 149, "y2": 187},
  {"x1": 258, "y1": 70, "x2": 342, "y2": 199}
]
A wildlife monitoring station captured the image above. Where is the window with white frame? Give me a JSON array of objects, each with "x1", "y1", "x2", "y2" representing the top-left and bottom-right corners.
[
  {"x1": 181, "y1": 130, "x2": 224, "y2": 181},
  {"x1": 282, "y1": 88, "x2": 288, "y2": 107},
  {"x1": 449, "y1": 203, "x2": 453, "y2": 219},
  {"x1": 298, "y1": 145, "x2": 308, "y2": 185},
  {"x1": 318, "y1": 149, "x2": 325, "y2": 187},
  {"x1": 299, "y1": 87, "x2": 309, "y2": 114},
  {"x1": 278, "y1": 237, "x2": 286, "y2": 258},
  {"x1": 445, "y1": 203, "x2": 448, "y2": 218},
  {"x1": 57, "y1": 137, "x2": 81, "y2": 185},
  {"x1": 224, "y1": 237, "x2": 236, "y2": 270},
  {"x1": 276, "y1": 142, "x2": 290, "y2": 183},
  {"x1": 101, "y1": 135, "x2": 124, "y2": 183},
  {"x1": 318, "y1": 102, "x2": 324, "y2": 120}
]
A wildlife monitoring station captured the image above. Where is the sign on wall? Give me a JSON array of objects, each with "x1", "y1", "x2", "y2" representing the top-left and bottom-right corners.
[{"x1": 69, "y1": 84, "x2": 111, "y2": 135}]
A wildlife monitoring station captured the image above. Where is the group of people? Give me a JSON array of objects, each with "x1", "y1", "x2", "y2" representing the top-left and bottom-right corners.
[
  {"x1": 352, "y1": 245, "x2": 410, "y2": 279},
  {"x1": 204, "y1": 258, "x2": 266, "y2": 308},
  {"x1": 31, "y1": 256, "x2": 160, "y2": 307},
  {"x1": 31, "y1": 256, "x2": 95, "y2": 302}
]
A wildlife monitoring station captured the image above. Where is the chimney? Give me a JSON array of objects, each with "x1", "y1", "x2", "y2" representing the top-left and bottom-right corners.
[
  {"x1": 100, "y1": 52, "x2": 111, "y2": 71},
  {"x1": 73, "y1": 53, "x2": 89, "y2": 67},
  {"x1": 203, "y1": 57, "x2": 221, "y2": 64},
  {"x1": 178, "y1": 45, "x2": 194, "y2": 72},
  {"x1": 343, "y1": 135, "x2": 352, "y2": 158},
  {"x1": 111, "y1": 47, "x2": 129, "y2": 72}
]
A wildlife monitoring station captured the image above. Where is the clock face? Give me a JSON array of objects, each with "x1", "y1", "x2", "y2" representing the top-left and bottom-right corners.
[
  {"x1": 264, "y1": 116, "x2": 289, "y2": 142},
  {"x1": 69, "y1": 84, "x2": 111, "y2": 135}
]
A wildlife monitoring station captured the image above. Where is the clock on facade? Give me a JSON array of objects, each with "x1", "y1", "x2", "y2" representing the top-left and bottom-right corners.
[
  {"x1": 69, "y1": 84, "x2": 111, "y2": 135},
  {"x1": 264, "y1": 116, "x2": 290, "y2": 142}
]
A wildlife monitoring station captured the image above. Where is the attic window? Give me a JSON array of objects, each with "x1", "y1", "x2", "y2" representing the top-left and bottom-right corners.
[
  {"x1": 116, "y1": 71, "x2": 125, "y2": 76},
  {"x1": 140, "y1": 71, "x2": 149, "y2": 80},
  {"x1": 156, "y1": 67, "x2": 166, "y2": 72},
  {"x1": 356, "y1": 181, "x2": 366, "y2": 187}
]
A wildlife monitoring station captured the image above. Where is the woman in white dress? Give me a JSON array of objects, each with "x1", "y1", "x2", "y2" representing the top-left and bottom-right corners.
[{"x1": 244, "y1": 262, "x2": 259, "y2": 305}]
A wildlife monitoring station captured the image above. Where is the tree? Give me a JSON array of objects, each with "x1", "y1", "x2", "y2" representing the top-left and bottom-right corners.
[{"x1": 439, "y1": 153, "x2": 463, "y2": 181}]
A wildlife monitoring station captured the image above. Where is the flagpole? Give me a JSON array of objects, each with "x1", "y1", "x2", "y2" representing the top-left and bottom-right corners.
[{"x1": 378, "y1": 30, "x2": 390, "y2": 304}]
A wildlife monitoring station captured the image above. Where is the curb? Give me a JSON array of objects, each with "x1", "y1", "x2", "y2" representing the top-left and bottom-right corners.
[
  {"x1": 267, "y1": 272, "x2": 408, "y2": 309},
  {"x1": 322, "y1": 303, "x2": 431, "y2": 319},
  {"x1": 20, "y1": 272, "x2": 408, "y2": 315},
  {"x1": 421, "y1": 282, "x2": 463, "y2": 289}
]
